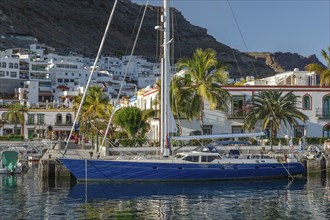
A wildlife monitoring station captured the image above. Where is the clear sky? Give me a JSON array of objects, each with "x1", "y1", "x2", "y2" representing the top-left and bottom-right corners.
[{"x1": 132, "y1": 0, "x2": 330, "y2": 65}]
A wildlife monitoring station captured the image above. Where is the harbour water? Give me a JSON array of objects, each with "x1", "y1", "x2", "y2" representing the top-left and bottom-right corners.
[{"x1": 1, "y1": 162, "x2": 330, "y2": 219}]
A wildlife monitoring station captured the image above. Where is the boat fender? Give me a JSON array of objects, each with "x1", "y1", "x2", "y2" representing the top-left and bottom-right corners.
[{"x1": 306, "y1": 155, "x2": 314, "y2": 160}]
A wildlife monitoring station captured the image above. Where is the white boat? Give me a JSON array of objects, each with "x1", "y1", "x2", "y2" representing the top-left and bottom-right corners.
[{"x1": 59, "y1": 0, "x2": 307, "y2": 182}]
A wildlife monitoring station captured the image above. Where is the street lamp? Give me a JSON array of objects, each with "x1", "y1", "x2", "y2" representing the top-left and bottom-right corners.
[{"x1": 269, "y1": 116, "x2": 273, "y2": 152}]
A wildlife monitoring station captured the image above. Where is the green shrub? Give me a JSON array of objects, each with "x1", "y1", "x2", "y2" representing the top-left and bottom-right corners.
[{"x1": 0, "y1": 135, "x2": 24, "y2": 141}]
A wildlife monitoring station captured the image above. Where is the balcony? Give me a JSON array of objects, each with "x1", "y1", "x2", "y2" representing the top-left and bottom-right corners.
[
  {"x1": 315, "y1": 108, "x2": 330, "y2": 119},
  {"x1": 55, "y1": 122, "x2": 73, "y2": 126},
  {"x1": 227, "y1": 111, "x2": 247, "y2": 119}
]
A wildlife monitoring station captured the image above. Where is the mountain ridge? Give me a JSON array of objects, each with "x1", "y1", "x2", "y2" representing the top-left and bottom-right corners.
[{"x1": 0, "y1": 0, "x2": 324, "y2": 78}]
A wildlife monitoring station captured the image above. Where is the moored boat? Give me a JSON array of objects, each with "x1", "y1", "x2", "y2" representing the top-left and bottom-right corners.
[
  {"x1": 0, "y1": 150, "x2": 23, "y2": 175},
  {"x1": 60, "y1": 139, "x2": 306, "y2": 182}
]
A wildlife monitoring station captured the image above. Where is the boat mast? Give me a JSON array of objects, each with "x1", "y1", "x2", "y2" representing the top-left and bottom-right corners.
[{"x1": 160, "y1": 0, "x2": 170, "y2": 156}]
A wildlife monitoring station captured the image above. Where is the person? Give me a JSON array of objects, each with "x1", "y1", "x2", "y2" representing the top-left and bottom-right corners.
[
  {"x1": 323, "y1": 139, "x2": 328, "y2": 151},
  {"x1": 89, "y1": 148, "x2": 93, "y2": 159},
  {"x1": 289, "y1": 137, "x2": 294, "y2": 150},
  {"x1": 325, "y1": 139, "x2": 330, "y2": 152}
]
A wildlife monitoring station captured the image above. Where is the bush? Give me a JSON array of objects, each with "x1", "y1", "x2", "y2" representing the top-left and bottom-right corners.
[{"x1": 0, "y1": 135, "x2": 24, "y2": 141}]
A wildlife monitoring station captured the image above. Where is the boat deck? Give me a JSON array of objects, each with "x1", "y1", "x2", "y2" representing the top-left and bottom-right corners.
[{"x1": 41, "y1": 144, "x2": 312, "y2": 161}]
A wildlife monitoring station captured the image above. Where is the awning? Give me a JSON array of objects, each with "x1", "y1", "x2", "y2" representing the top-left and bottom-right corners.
[
  {"x1": 171, "y1": 132, "x2": 265, "y2": 141},
  {"x1": 59, "y1": 95, "x2": 76, "y2": 98},
  {"x1": 39, "y1": 91, "x2": 52, "y2": 96},
  {"x1": 56, "y1": 85, "x2": 70, "y2": 90}
]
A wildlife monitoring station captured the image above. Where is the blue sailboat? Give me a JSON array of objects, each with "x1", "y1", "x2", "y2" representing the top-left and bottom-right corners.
[{"x1": 59, "y1": 0, "x2": 306, "y2": 182}]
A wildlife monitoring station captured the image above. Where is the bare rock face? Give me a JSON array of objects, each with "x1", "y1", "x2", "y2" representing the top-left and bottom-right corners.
[
  {"x1": 0, "y1": 0, "x2": 324, "y2": 78},
  {"x1": 246, "y1": 52, "x2": 323, "y2": 74}
]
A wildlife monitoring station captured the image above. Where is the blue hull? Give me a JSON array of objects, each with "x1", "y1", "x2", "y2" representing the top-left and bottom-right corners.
[{"x1": 59, "y1": 158, "x2": 307, "y2": 182}]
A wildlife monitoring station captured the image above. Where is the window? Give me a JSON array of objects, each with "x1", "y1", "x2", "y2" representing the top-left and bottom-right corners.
[
  {"x1": 57, "y1": 78, "x2": 63, "y2": 83},
  {"x1": 37, "y1": 114, "x2": 44, "y2": 124},
  {"x1": 302, "y1": 95, "x2": 311, "y2": 110},
  {"x1": 9, "y1": 63, "x2": 13, "y2": 68},
  {"x1": 202, "y1": 125, "x2": 213, "y2": 135},
  {"x1": 184, "y1": 156, "x2": 199, "y2": 162},
  {"x1": 1, "y1": 62, "x2": 5, "y2": 68},
  {"x1": 10, "y1": 72, "x2": 17, "y2": 77},
  {"x1": 0, "y1": 71, "x2": 4, "y2": 77},
  {"x1": 323, "y1": 95, "x2": 330, "y2": 117},
  {"x1": 323, "y1": 124, "x2": 330, "y2": 138},
  {"x1": 232, "y1": 126, "x2": 244, "y2": 134},
  {"x1": 14, "y1": 63, "x2": 18, "y2": 69},
  {"x1": 294, "y1": 125, "x2": 305, "y2": 138},
  {"x1": 56, "y1": 114, "x2": 62, "y2": 124},
  {"x1": 66, "y1": 114, "x2": 72, "y2": 124},
  {"x1": 231, "y1": 96, "x2": 245, "y2": 117},
  {"x1": 201, "y1": 156, "x2": 217, "y2": 162},
  {"x1": 27, "y1": 114, "x2": 35, "y2": 124}
]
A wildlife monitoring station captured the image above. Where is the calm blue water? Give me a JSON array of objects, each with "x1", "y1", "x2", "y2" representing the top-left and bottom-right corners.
[{"x1": 1, "y1": 163, "x2": 330, "y2": 220}]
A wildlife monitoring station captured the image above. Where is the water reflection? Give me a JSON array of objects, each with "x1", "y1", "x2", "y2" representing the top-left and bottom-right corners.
[
  {"x1": 65, "y1": 178, "x2": 310, "y2": 219},
  {"x1": 1, "y1": 175, "x2": 17, "y2": 188},
  {"x1": 2, "y1": 167, "x2": 330, "y2": 219},
  {"x1": 68, "y1": 179, "x2": 307, "y2": 202}
]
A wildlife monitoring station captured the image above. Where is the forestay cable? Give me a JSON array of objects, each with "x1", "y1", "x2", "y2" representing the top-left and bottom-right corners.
[
  {"x1": 101, "y1": 0, "x2": 150, "y2": 149},
  {"x1": 63, "y1": 0, "x2": 119, "y2": 156}
]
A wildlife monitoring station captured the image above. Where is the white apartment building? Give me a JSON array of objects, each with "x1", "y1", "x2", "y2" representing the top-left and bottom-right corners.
[
  {"x1": 132, "y1": 70, "x2": 330, "y2": 141},
  {"x1": 0, "y1": 53, "x2": 20, "y2": 98},
  {"x1": 245, "y1": 68, "x2": 317, "y2": 86},
  {"x1": 0, "y1": 107, "x2": 75, "y2": 140},
  {"x1": 45, "y1": 53, "x2": 89, "y2": 104},
  {"x1": 29, "y1": 43, "x2": 55, "y2": 57},
  {"x1": 97, "y1": 55, "x2": 160, "y2": 89},
  {"x1": 1, "y1": 44, "x2": 161, "y2": 107}
]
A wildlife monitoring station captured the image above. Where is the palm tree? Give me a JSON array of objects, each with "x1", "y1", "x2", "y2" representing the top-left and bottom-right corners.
[
  {"x1": 170, "y1": 48, "x2": 230, "y2": 129},
  {"x1": 244, "y1": 90, "x2": 308, "y2": 138},
  {"x1": 5, "y1": 103, "x2": 28, "y2": 136},
  {"x1": 305, "y1": 47, "x2": 330, "y2": 86},
  {"x1": 73, "y1": 86, "x2": 110, "y2": 147}
]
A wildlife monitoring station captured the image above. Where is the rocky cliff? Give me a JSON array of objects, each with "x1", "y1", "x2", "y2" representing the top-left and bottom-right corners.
[{"x1": 0, "y1": 0, "x2": 324, "y2": 78}]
